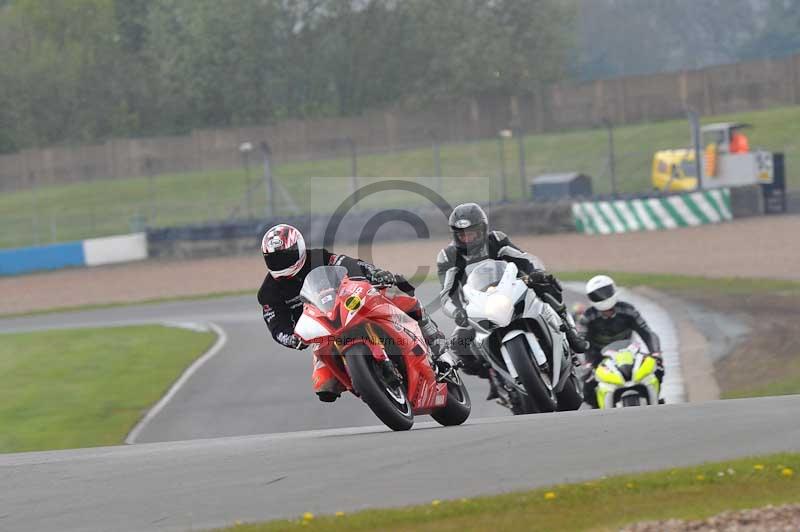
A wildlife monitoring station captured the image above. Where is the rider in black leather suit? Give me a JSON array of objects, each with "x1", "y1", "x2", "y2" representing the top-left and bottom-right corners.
[
  {"x1": 578, "y1": 274, "x2": 664, "y2": 407},
  {"x1": 436, "y1": 203, "x2": 589, "y2": 399}
]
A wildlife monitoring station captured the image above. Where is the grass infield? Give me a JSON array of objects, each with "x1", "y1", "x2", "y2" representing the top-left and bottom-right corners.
[{"x1": 0, "y1": 324, "x2": 215, "y2": 453}]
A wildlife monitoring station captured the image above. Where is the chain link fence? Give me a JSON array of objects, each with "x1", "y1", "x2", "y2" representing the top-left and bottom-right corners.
[{"x1": 3, "y1": 118, "x2": 795, "y2": 249}]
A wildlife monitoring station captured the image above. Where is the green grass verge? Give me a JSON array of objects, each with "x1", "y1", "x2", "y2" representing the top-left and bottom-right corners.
[
  {"x1": 556, "y1": 271, "x2": 800, "y2": 297},
  {"x1": 0, "y1": 324, "x2": 215, "y2": 453},
  {"x1": 217, "y1": 453, "x2": 799, "y2": 531},
  {"x1": 721, "y1": 362, "x2": 800, "y2": 399},
  {"x1": 3, "y1": 104, "x2": 799, "y2": 248},
  {"x1": 0, "y1": 289, "x2": 252, "y2": 319}
]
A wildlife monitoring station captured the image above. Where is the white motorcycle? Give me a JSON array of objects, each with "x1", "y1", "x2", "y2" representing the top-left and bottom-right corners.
[{"x1": 449, "y1": 259, "x2": 583, "y2": 414}]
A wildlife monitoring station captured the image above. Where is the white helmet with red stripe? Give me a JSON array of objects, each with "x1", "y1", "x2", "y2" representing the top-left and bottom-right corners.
[{"x1": 261, "y1": 224, "x2": 306, "y2": 278}]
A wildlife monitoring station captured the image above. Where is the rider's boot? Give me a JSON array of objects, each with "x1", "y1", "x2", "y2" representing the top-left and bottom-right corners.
[
  {"x1": 315, "y1": 378, "x2": 346, "y2": 402},
  {"x1": 313, "y1": 358, "x2": 345, "y2": 402},
  {"x1": 583, "y1": 375, "x2": 599, "y2": 409},
  {"x1": 418, "y1": 310, "x2": 453, "y2": 373},
  {"x1": 486, "y1": 376, "x2": 500, "y2": 400}
]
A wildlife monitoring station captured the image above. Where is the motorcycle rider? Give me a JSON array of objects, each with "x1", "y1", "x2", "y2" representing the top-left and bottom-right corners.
[
  {"x1": 578, "y1": 274, "x2": 664, "y2": 408},
  {"x1": 257, "y1": 224, "x2": 451, "y2": 402},
  {"x1": 436, "y1": 203, "x2": 589, "y2": 399}
]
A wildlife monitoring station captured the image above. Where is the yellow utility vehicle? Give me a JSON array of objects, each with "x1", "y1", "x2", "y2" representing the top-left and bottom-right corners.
[{"x1": 652, "y1": 122, "x2": 774, "y2": 192}]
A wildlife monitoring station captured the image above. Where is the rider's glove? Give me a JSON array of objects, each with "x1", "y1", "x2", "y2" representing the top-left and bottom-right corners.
[
  {"x1": 524, "y1": 271, "x2": 561, "y2": 291},
  {"x1": 453, "y1": 307, "x2": 469, "y2": 328},
  {"x1": 277, "y1": 332, "x2": 308, "y2": 350},
  {"x1": 368, "y1": 268, "x2": 396, "y2": 287},
  {"x1": 650, "y1": 351, "x2": 664, "y2": 370}
]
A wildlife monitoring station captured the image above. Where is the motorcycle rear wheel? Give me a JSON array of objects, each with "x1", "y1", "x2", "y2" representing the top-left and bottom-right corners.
[{"x1": 345, "y1": 345, "x2": 414, "y2": 431}]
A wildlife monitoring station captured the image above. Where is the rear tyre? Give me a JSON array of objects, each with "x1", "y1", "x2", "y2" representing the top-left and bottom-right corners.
[
  {"x1": 505, "y1": 336, "x2": 556, "y2": 413},
  {"x1": 556, "y1": 373, "x2": 583, "y2": 411},
  {"x1": 621, "y1": 394, "x2": 643, "y2": 407},
  {"x1": 431, "y1": 371, "x2": 471, "y2": 426},
  {"x1": 345, "y1": 345, "x2": 414, "y2": 431}
]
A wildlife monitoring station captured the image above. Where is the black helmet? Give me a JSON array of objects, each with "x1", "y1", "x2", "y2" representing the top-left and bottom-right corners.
[{"x1": 449, "y1": 203, "x2": 488, "y2": 253}]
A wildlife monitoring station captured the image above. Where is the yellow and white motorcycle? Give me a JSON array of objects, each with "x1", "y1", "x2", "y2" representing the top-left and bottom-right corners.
[{"x1": 594, "y1": 341, "x2": 660, "y2": 408}]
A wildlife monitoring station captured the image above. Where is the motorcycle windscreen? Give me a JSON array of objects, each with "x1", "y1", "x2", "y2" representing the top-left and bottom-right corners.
[
  {"x1": 600, "y1": 340, "x2": 639, "y2": 357},
  {"x1": 465, "y1": 259, "x2": 508, "y2": 292},
  {"x1": 300, "y1": 266, "x2": 348, "y2": 313}
]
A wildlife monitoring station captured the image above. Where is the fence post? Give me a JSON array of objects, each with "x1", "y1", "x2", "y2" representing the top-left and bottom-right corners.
[
  {"x1": 30, "y1": 172, "x2": 41, "y2": 245},
  {"x1": 260, "y1": 141, "x2": 275, "y2": 217},
  {"x1": 687, "y1": 108, "x2": 704, "y2": 190},
  {"x1": 498, "y1": 130, "x2": 510, "y2": 203},
  {"x1": 431, "y1": 131, "x2": 442, "y2": 193},
  {"x1": 602, "y1": 118, "x2": 618, "y2": 198},
  {"x1": 515, "y1": 126, "x2": 527, "y2": 200},
  {"x1": 239, "y1": 142, "x2": 253, "y2": 218},
  {"x1": 86, "y1": 164, "x2": 97, "y2": 236},
  {"x1": 145, "y1": 157, "x2": 156, "y2": 224},
  {"x1": 347, "y1": 137, "x2": 359, "y2": 204}
]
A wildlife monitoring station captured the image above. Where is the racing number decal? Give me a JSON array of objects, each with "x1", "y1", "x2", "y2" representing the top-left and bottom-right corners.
[{"x1": 345, "y1": 295, "x2": 362, "y2": 311}]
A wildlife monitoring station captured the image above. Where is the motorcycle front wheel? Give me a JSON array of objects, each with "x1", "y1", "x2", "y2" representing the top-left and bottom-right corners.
[
  {"x1": 621, "y1": 394, "x2": 643, "y2": 407},
  {"x1": 505, "y1": 336, "x2": 556, "y2": 413},
  {"x1": 345, "y1": 344, "x2": 414, "y2": 431},
  {"x1": 430, "y1": 370, "x2": 471, "y2": 426}
]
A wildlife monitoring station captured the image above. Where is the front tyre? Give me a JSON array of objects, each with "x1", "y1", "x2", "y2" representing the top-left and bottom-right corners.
[
  {"x1": 345, "y1": 345, "x2": 414, "y2": 431},
  {"x1": 505, "y1": 336, "x2": 556, "y2": 413},
  {"x1": 431, "y1": 371, "x2": 471, "y2": 426},
  {"x1": 621, "y1": 394, "x2": 643, "y2": 407}
]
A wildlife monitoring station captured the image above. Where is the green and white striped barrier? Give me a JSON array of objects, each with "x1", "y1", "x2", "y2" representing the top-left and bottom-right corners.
[{"x1": 572, "y1": 189, "x2": 732, "y2": 235}]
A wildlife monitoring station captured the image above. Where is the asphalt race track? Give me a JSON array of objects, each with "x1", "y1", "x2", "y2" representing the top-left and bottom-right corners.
[
  {"x1": 0, "y1": 282, "x2": 516, "y2": 442},
  {"x1": 2, "y1": 282, "x2": 799, "y2": 532},
  {"x1": 2, "y1": 396, "x2": 799, "y2": 532}
]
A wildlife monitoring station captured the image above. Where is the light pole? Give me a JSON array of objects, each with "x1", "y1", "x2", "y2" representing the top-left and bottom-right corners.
[
  {"x1": 431, "y1": 130, "x2": 442, "y2": 192},
  {"x1": 514, "y1": 126, "x2": 527, "y2": 200},
  {"x1": 346, "y1": 137, "x2": 359, "y2": 204},
  {"x1": 687, "y1": 108, "x2": 704, "y2": 190},
  {"x1": 239, "y1": 141, "x2": 253, "y2": 217},
  {"x1": 260, "y1": 141, "x2": 275, "y2": 217},
  {"x1": 601, "y1": 118, "x2": 617, "y2": 198},
  {"x1": 498, "y1": 129, "x2": 512, "y2": 203}
]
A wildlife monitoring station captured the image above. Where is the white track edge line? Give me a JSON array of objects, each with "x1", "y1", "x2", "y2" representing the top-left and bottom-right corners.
[{"x1": 124, "y1": 322, "x2": 228, "y2": 444}]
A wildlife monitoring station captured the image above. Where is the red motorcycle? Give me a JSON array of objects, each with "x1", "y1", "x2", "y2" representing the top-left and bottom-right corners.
[{"x1": 294, "y1": 266, "x2": 471, "y2": 431}]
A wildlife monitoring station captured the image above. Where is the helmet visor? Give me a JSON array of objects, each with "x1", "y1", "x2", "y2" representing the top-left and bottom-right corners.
[
  {"x1": 455, "y1": 227, "x2": 483, "y2": 245},
  {"x1": 587, "y1": 284, "x2": 615, "y2": 303},
  {"x1": 265, "y1": 247, "x2": 300, "y2": 272}
]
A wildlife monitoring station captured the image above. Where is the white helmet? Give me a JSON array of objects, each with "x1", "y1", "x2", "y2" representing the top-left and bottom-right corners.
[
  {"x1": 585, "y1": 275, "x2": 617, "y2": 311},
  {"x1": 261, "y1": 224, "x2": 307, "y2": 278}
]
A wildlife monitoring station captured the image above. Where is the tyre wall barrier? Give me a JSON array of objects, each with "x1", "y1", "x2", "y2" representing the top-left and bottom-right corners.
[
  {"x1": 571, "y1": 189, "x2": 733, "y2": 235},
  {"x1": 0, "y1": 233, "x2": 147, "y2": 276},
  {"x1": 146, "y1": 201, "x2": 576, "y2": 259}
]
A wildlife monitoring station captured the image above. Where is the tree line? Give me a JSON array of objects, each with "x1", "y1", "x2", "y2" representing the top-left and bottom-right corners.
[
  {"x1": 573, "y1": 0, "x2": 800, "y2": 80},
  {"x1": 0, "y1": 0, "x2": 575, "y2": 153},
  {"x1": 1, "y1": 0, "x2": 798, "y2": 155}
]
